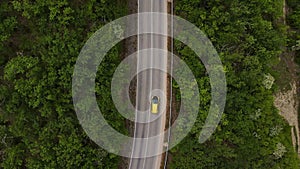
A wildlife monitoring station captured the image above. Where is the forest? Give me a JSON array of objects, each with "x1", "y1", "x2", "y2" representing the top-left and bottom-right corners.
[
  {"x1": 0, "y1": 0, "x2": 300, "y2": 168},
  {"x1": 169, "y1": 0, "x2": 300, "y2": 168}
]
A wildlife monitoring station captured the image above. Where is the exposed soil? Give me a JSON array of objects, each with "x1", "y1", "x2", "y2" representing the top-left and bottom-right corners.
[
  {"x1": 118, "y1": 0, "x2": 138, "y2": 168},
  {"x1": 274, "y1": 82, "x2": 300, "y2": 155},
  {"x1": 160, "y1": 2, "x2": 176, "y2": 169}
]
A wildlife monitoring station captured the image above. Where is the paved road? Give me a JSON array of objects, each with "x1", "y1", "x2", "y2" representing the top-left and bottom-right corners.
[{"x1": 129, "y1": 0, "x2": 168, "y2": 169}]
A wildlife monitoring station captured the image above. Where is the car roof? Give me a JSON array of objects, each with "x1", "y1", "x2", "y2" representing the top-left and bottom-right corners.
[{"x1": 152, "y1": 96, "x2": 158, "y2": 100}]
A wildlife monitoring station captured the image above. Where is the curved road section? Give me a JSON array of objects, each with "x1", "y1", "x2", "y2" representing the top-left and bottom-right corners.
[{"x1": 129, "y1": 0, "x2": 169, "y2": 169}]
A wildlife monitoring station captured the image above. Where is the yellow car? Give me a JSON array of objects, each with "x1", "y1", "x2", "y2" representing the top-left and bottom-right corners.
[{"x1": 151, "y1": 96, "x2": 159, "y2": 114}]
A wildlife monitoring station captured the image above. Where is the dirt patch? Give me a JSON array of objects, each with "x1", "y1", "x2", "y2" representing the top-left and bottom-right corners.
[
  {"x1": 274, "y1": 82, "x2": 300, "y2": 155},
  {"x1": 275, "y1": 82, "x2": 298, "y2": 126}
]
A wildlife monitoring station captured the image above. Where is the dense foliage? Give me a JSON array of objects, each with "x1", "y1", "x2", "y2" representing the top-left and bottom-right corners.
[
  {"x1": 287, "y1": 0, "x2": 300, "y2": 64},
  {"x1": 0, "y1": 0, "x2": 126, "y2": 168},
  {"x1": 1, "y1": 0, "x2": 300, "y2": 168},
  {"x1": 169, "y1": 0, "x2": 300, "y2": 168}
]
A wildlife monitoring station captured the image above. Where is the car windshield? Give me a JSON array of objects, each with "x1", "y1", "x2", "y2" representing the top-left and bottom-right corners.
[{"x1": 152, "y1": 96, "x2": 158, "y2": 103}]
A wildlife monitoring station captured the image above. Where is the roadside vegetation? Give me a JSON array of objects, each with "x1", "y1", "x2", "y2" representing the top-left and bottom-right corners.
[
  {"x1": 0, "y1": 0, "x2": 127, "y2": 168},
  {"x1": 287, "y1": 0, "x2": 300, "y2": 63},
  {"x1": 169, "y1": 0, "x2": 300, "y2": 168},
  {"x1": 287, "y1": 0, "x2": 300, "y2": 155}
]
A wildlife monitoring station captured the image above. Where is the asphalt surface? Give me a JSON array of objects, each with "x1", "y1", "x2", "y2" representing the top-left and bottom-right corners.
[{"x1": 129, "y1": 0, "x2": 168, "y2": 169}]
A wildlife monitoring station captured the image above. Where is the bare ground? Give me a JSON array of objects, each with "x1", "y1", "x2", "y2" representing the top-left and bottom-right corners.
[
  {"x1": 118, "y1": 0, "x2": 138, "y2": 168},
  {"x1": 274, "y1": 82, "x2": 300, "y2": 155}
]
